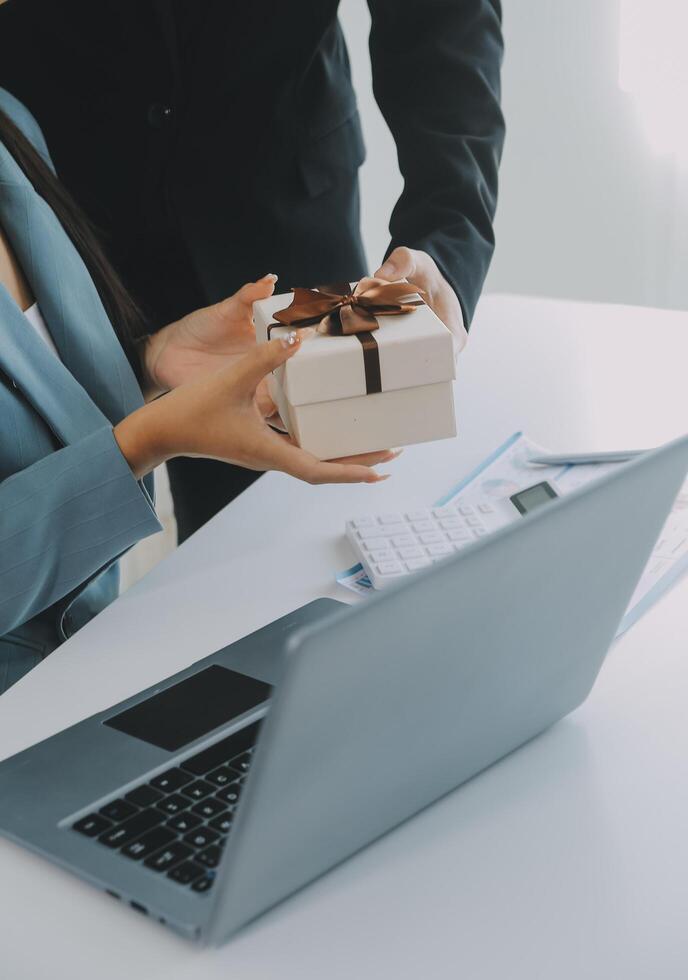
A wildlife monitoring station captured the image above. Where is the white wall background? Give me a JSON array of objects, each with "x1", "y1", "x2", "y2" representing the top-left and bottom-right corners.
[{"x1": 339, "y1": 0, "x2": 688, "y2": 312}]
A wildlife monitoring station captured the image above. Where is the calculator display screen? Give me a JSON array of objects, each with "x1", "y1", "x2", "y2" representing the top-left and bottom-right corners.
[{"x1": 510, "y1": 480, "x2": 559, "y2": 516}]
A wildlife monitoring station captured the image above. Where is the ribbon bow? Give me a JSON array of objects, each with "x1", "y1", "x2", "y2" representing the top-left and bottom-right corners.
[{"x1": 272, "y1": 277, "x2": 424, "y2": 335}]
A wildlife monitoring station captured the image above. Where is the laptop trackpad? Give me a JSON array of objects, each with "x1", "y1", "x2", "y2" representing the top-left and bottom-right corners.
[{"x1": 103, "y1": 666, "x2": 271, "y2": 752}]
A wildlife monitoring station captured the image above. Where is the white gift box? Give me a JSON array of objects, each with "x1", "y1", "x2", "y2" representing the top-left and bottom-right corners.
[{"x1": 253, "y1": 284, "x2": 457, "y2": 460}]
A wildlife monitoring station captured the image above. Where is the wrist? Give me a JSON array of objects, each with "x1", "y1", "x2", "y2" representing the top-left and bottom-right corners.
[{"x1": 113, "y1": 398, "x2": 174, "y2": 480}]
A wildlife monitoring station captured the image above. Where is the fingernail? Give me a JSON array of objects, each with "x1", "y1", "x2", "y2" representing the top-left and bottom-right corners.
[
  {"x1": 280, "y1": 331, "x2": 298, "y2": 348},
  {"x1": 373, "y1": 473, "x2": 391, "y2": 482},
  {"x1": 263, "y1": 272, "x2": 278, "y2": 282},
  {"x1": 388, "y1": 448, "x2": 403, "y2": 460}
]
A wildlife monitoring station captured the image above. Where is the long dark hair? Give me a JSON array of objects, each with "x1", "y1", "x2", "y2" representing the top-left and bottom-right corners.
[{"x1": 0, "y1": 108, "x2": 147, "y2": 377}]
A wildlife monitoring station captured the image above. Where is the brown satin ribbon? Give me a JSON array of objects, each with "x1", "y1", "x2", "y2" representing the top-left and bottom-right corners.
[{"x1": 267, "y1": 278, "x2": 424, "y2": 395}]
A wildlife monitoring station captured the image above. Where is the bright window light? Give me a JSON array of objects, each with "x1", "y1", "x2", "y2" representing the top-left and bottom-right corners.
[{"x1": 619, "y1": 0, "x2": 688, "y2": 158}]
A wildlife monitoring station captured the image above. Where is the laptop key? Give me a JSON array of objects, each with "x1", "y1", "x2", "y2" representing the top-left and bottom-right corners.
[
  {"x1": 206, "y1": 766, "x2": 235, "y2": 787},
  {"x1": 124, "y1": 785, "x2": 164, "y2": 808},
  {"x1": 97, "y1": 808, "x2": 163, "y2": 848},
  {"x1": 216, "y1": 781, "x2": 242, "y2": 806},
  {"x1": 167, "y1": 861, "x2": 206, "y2": 885},
  {"x1": 144, "y1": 841, "x2": 193, "y2": 873},
  {"x1": 196, "y1": 845, "x2": 222, "y2": 869},
  {"x1": 227, "y1": 752, "x2": 252, "y2": 776},
  {"x1": 208, "y1": 812, "x2": 233, "y2": 834},
  {"x1": 121, "y1": 826, "x2": 176, "y2": 860},
  {"x1": 180, "y1": 721, "x2": 260, "y2": 777},
  {"x1": 190, "y1": 797, "x2": 226, "y2": 820},
  {"x1": 183, "y1": 827, "x2": 220, "y2": 850},
  {"x1": 149, "y1": 768, "x2": 194, "y2": 793},
  {"x1": 180, "y1": 779, "x2": 215, "y2": 801},
  {"x1": 191, "y1": 874, "x2": 215, "y2": 893},
  {"x1": 156, "y1": 793, "x2": 191, "y2": 816},
  {"x1": 166, "y1": 812, "x2": 202, "y2": 834},
  {"x1": 73, "y1": 813, "x2": 112, "y2": 838},
  {"x1": 99, "y1": 799, "x2": 138, "y2": 822}
]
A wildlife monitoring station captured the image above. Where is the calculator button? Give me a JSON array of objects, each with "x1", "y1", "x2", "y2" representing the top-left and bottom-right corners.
[
  {"x1": 398, "y1": 545, "x2": 424, "y2": 559},
  {"x1": 447, "y1": 528, "x2": 471, "y2": 541},
  {"x1": 439, "y1": 518, "x2": 461, "y2": 530},
  {"x1": 432, "y1": 507, "x2": 454, "y2": 518},
  {"x1": 406, "y1": 509, "x2": 431, "y2": 521},
  {"x1": 458, "y1": 506, "x2": 475, "y2": 516},
  {"x1": 380, "y1": 524, "x2": 408, "y2": 537},
  {"x1": 411, "y1": 520, "x2": 435, "y2": 533},
  {"x1": 478, "y1": 504, "x2": 494, "y2": 514},
  {"x1": 375, "y1": 561, "x2": 404, "y2": 575},
  {"x1": 426, "y1": 543, "x2": 453, "y2": 557},
  {"x1": 379, "y1": 513, "x2": 403, "y2": 524},
  {"x1": 465, "y1": 517, "x2": 483, "y2": 528},
  {"x1": 352, "y1": 516, "x2": 376, "y2": 528},
  {"x1": 369, "y1": 549, "x2": 394, "y2": 562},
  {"x1": 405, "y1": 557, "x2": 432, "y2": 570},
  {"x1": 472, "y1": 527, "x2": 487, "y2": 537},
  {"x1": 419, "y1": 531, "x2": 444, "y2": 544},
  {"x1": 391, "y1": 534, "x2": 415, "y2": 548},
  {"x1": 362, "y1": 537, "x2": 390, "y2": 552},
  {"x1": 358, "y1": 526, "x2": 390, "y2": 540}
]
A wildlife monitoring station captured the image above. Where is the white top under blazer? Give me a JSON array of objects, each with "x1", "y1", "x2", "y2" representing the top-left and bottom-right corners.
[{"x1": 24, "y1": 301, "x2": 60, "y2": 359}]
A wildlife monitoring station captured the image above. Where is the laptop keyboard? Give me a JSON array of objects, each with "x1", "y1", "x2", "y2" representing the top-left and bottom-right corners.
[{"x1": 71, "y1": 721, "x2": 260, "y2": 894}]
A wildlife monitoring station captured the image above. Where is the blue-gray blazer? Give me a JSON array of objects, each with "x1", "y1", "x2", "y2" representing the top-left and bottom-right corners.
[{"x1": 0, "y1": 89, "x2": 161, "y2": 694}]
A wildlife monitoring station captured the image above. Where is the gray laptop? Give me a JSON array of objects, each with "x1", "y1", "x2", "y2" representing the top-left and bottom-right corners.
[{"x1": 1, "y1": 434, "x2": 686, "y2": 945}]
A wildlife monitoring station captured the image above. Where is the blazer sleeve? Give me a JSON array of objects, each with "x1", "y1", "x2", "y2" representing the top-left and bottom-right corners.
[
  {"x1": 0, "y1": 425, "x2": 162, "y2": 637},
  {"x1": 367, "y1": 0, "x2": 505, "y2": 326}
]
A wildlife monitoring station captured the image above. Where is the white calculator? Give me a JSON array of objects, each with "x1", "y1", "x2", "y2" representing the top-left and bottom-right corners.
[{"x1": 345, "y1": 480, "x2": 559, "y2": 590}]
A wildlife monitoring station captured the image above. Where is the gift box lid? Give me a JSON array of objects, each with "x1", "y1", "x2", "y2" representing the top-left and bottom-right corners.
[{"x1": 253, "y1": 284, "x2": 456, "y2": 407}]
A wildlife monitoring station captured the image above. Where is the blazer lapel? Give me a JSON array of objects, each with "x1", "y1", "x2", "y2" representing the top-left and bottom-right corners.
[
  {"x1": 0, "y1": 286, "x2": 108, "y2": 446},
  {"x1": 0, "y1": 140, "x2": 145, "y2": 437}
]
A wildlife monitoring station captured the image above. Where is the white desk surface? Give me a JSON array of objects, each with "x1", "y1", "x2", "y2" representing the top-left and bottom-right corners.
[{"x1": 2, "y1": 294, "x2": 688, "y2": 979}]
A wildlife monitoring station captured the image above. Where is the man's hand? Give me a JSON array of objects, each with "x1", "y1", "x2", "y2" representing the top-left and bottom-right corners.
[{"x1": 375, "y1": 248, "x2": 468, "y2": 353}]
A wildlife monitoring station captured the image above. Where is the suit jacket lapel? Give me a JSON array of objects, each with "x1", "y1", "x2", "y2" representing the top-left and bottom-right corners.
[
  {"x1": 0, "y1": 140, "x2": 145, "y2": 440},
  {"x1": 0, "y1": 286, "x2": 108, "y2": 446}
]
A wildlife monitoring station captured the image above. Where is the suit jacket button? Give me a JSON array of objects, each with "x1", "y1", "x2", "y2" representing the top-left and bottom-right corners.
[{"x1": 148, "y1": 103, "x2": 174, "y2": 129}]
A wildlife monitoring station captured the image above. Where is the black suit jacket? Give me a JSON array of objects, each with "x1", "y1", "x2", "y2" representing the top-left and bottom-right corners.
[{"x1": 0, "y1": 0, "x2": 504, "y2": 330}]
